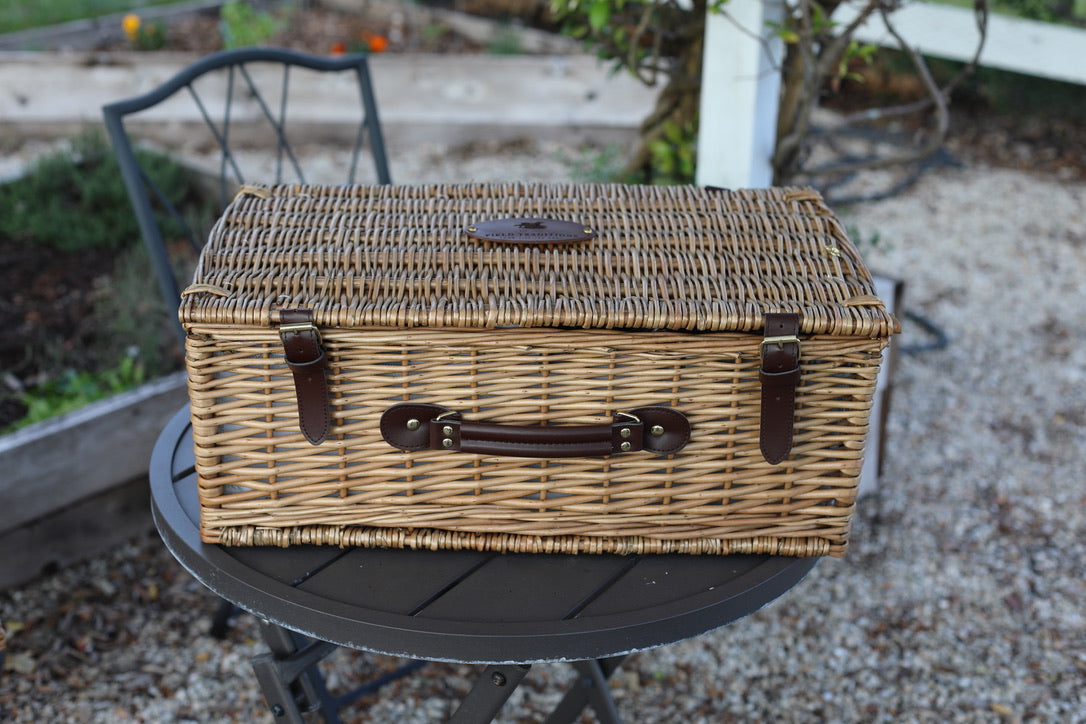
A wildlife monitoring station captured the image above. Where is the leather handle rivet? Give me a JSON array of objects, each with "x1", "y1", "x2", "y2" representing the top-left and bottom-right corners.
[
  {"x1": 620, "y1": 427, "x2": 632, "y2": 439},
  {"x1": 650, "y1": 425, "x2": 664, "y2": 436},
  {"x1": 442, "y1": 438, "x2": 454, "y2": 449},
  {"x1": 406, "y1": 419, "x2": 420, "y2": 431},
  {"x1": 620, "y1": 441, "x2": 632, "y2": 452},
  {"x1": 442, "y1": 425, "x2": 454, "y2": 437},
  {"x1": 467, "y1": 225, "x2": 478, "y2": 233}
]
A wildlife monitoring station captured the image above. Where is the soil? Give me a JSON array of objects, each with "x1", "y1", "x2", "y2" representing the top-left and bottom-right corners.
[
  {"x1": 3, "y1": 1, "x2": 1085, "y2": 431},
  {"x1": 0, "y1": 237, "x2": 113, "y2": 427}
]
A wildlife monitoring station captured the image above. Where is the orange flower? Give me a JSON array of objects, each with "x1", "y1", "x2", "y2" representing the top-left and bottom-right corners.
[
  {"x1": 122, "y1": 14, "x2": 141, "y2": 41},
  {"x1": 361, "y1": 31, "x2": 389, "y2": 54},
  {"x1": 330, "y1": 41, "x2": 346, "y2": 56}
]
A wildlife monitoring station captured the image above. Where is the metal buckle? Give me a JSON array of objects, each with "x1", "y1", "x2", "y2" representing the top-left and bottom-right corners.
[
  {"x1": 761, "y1": 335, "x2": 800, "y2": 351},
  {"x1": 279, "y1": 322, "x2": 321, "y2": 344}
]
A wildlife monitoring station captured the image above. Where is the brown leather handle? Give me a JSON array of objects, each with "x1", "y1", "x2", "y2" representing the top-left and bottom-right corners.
[{"x1": 381, "y1": 404, "x2": 689, "y2": 458}]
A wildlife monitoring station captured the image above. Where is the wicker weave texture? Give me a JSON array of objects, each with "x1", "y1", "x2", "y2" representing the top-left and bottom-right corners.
[
  {"x1": 179, "y1": 183, "x2": 897, "y2": 337},
  {"x1": 187, "y1": 326, "x2": 885, "y2": 556},
  {"x1": 182, "y1": 183, "x2": 895, "y2": 556}
]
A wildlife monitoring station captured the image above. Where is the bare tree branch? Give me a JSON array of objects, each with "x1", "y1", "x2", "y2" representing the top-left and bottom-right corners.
[
  {"x1": 801, "y1": 0, "x2": 988, "y2": 181},
  {"x1": 833, "y1": 0, "x2": 988, "y2": 129}
]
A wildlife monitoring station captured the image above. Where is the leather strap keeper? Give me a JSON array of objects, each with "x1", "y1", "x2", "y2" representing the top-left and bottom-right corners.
[
  {"x1": 279, "y1": 309, "x2": 331, "y2": 445},
  {"x1": 759, "y1": 312, "x2": 802, "y2": 465}
]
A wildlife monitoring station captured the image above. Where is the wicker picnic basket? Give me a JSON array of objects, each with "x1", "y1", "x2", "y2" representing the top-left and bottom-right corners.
[{"x1": 180, "y1": 182, "x2": 897, "y2": 557}]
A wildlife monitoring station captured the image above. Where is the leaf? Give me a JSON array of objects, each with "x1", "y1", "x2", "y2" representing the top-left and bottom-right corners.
[
  {"x1": 588, "y1": 1, "x2": 611, "y2": 31},
  {"x1": 766, "y1": 21, "x2": 799, "y2": 44}
]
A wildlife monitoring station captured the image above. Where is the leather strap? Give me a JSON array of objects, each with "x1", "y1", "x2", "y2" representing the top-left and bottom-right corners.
[
  {"x1": 759, "y1": 313, "x2": 802, "y2": 465},
  {"x1": 381, "y1": 404, "x2": 690, "y2": 458},
  {"x1": 279, "y1": 309, "x2": 331, "y2": 445}
]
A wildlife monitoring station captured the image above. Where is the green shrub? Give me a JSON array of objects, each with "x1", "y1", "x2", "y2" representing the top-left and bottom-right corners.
[
  {"x1": 219, "y1": 1, "x2": 287, "y2": 48},
  {"x1": 0, "y1": 128, "x2": 190, "y2": 253}
]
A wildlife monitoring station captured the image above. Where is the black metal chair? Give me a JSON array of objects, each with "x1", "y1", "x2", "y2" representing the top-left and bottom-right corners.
[{"x1": 102, "y1": 47, "x2": 391, "y2": 346}]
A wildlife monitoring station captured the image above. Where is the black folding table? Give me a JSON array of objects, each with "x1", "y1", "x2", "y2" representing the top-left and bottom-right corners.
[{"x1": 150, "y1": 406, "x2": 816, "y2": 722}]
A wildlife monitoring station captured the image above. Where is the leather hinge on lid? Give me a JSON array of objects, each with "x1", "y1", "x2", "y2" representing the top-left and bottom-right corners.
[
  {"x1": 278, "y1": 309, "x2": 331, "y2": 445},
  {"x1": 759, "y1": 312, "x2": 802, "y2": 465}
]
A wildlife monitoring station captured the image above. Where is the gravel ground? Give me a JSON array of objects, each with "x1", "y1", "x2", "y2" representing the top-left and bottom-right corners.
[{"x1": 2, "y1": 141, "x2": 1084, "y2": 722}]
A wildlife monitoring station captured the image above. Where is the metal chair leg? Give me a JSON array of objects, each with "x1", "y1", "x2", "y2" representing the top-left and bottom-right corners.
[
  {"x1": 544, "y1": 656, "x2": 627, "y2": 724},
  {"x1": 251, "y1": 620, "x2": 430, "y2": 723},
  {"x1": 209, "y1": 599, "x2": 240, "y2": 639},
  {"x1": 447, "y1": 664, "x2": 532, "y2": 723},
  {"x1": 253, "y1": 620, "x2": 341, "y2": 723}
]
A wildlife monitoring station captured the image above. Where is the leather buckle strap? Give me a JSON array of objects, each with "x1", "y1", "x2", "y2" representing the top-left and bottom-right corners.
[
  {"x1": 279, "y1": 309, "x2": 331, "y2": 445},
  {"x1": 759, "y1": 312, "x2": 802, "y2": 465}
]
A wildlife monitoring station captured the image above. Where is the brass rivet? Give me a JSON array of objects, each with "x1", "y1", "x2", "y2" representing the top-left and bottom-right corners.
[
  {"x1": 467, "y1": 225, "x2": 478, "y2": 233},
  {"x1": 620, "y1": 441, "x2": 632, "y2": 452},
  {"x1": 620, "y1": 427, "x2": 632, "y2": 439},
  {"x1": 583, "y1": 227, "x2": 593, "y2": 234},
  {"x1": 442, "y1": 425, "x2": 454, "y2": 437},
  {"x1": 442, "y1": 438, "x2": 454, "y2": 448},
  {"x1": 650, "y1": 425, "x2": 664, "y2": 436},
  {"x1": 406, "y1": 419, "x2": 420, "y2": 431}
]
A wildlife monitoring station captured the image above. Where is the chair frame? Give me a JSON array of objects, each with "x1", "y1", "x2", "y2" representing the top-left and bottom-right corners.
[{"x1": 102, "y1": 47, "x2": 390, "y2": 345}]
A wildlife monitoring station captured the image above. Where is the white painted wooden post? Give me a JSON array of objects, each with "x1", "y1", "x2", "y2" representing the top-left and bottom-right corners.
[{"x1": 696, "y1": 0, "x2": 786, "y2": 188}]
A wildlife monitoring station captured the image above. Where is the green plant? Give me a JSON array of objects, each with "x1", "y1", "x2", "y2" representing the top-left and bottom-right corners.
[
  {"x1": 551, "y1": 0, "x2": 706, "y2": 184},
  {"x1": 419, "y1": 21, "x2": 451, "y2": 49},
  {"x1": 648, "y1": 119, "x2": 697, "y2": 185},
  {"x1": 561, "y1": 144, "x2": 636, "y2": 184},
  {"x1": 998, "y1": 0, "x2": 1086, "y2": 25},
  {"x1": 91, "y1": 242, "x2": 191, "y2": 380},
  {"x1": 487, "y1": 24, "x2": 523, "y2": 55},
  {"x1": 845, "y1": 224, "x2": 884, "y2": 252},
  {"x1": 219, "y1": 1, "x2": 288, "y2": 48},
  {"x1": 4, "y1": 355, "x2": 146, "y2": 433},
  {"x1": 123, "y1": 13, "x2": 167, "y2": 50},
  {"x1": 0, "y1": 128, "x2": 190, "y2": 253}
]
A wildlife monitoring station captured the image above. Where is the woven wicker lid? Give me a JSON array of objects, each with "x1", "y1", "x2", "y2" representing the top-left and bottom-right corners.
[{"x1": 180, "y1": 182, "x2": 898, "y2": 337}]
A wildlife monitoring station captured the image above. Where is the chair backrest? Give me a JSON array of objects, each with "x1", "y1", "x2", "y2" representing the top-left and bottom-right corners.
[{"x1": 102, "y1": 47, "x2": 390, "y2": 345}]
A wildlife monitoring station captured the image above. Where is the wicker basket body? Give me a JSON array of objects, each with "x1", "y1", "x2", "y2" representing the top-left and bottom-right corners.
[{"x1": 180, "y1": 183, "x2": 897, "y2": 556}]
